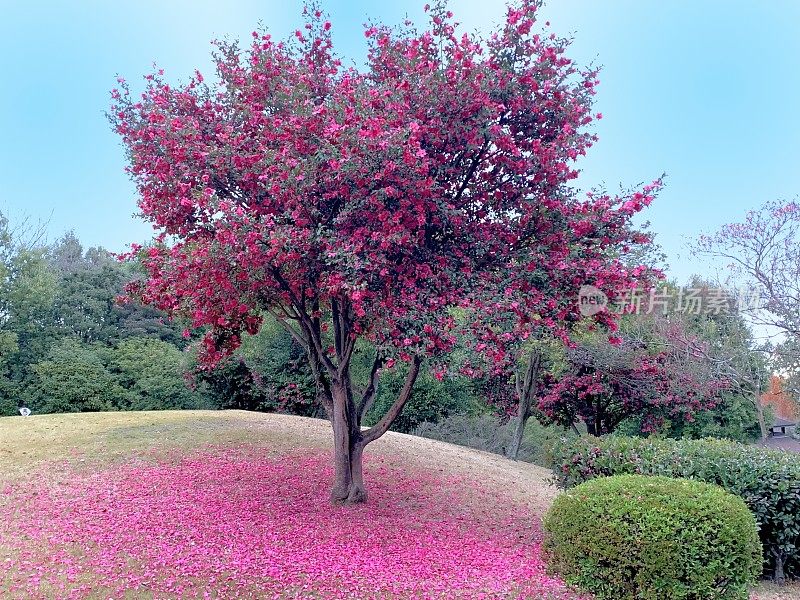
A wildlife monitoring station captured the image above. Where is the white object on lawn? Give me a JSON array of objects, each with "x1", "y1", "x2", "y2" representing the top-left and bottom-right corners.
[{"x1": 19, "y1": 407, "x2": 31, "y2": 417}]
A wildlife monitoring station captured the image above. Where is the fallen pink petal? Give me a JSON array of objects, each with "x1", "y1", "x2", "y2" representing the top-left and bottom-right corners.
[{"x1": 1, "y1": 449, "x2": 582, "y2": 599}]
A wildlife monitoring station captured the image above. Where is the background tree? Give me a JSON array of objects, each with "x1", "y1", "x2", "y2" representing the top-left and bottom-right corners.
[
  {"x1": 464, "y1": 211, "x2": 663, "y2": 459},
  {"x1": 109, "y1": 337, "x2": 206, "y2": 410},
  {"x1": 696, "y1": 200, "x2": 800, "y2": 417},
  {"x1": 111, "y1": 1, "x2": 660, "y2": 503},
  {"x1": 193, "y1": 356, "x2": 267, "y2": 412},
  {"x1": 0, "y1": 330, "x2": 19, "y2": 415},
  {"x1": 238, "y1": 316, "x2": 318, "y2": 415},
  {"x1": 0, "y1": 213, "x2": 207, "y2": 415},
  {"x1": 49, "y1": 234, "x2": 185, "y2": 345},
  {"x1": 363, "y1": 363, "x2": 479, "y2": 434},
  {"x1": 3, "y1": 248, "x2": 59, "y2": 377},
  {"x1": 26, "y1": 338, "x2": 131, "y2": 413},
  {"x1": 540, "y1": 315, "x2": 724, "y2": 436},
  {"x1": 48, "y1": 231, "x2": 86, "y2": 276},
  {"x1": 775, "y1": 337, "x2": 800, "y2": 398},
  {"x1": 0, "y1": 214, "x2": 21, "y2": 415},
  {"x1": 656, "y1": 280, "x2": 773, "y2": 440},
  {"x1": 697, "y1": 200, "x2": 799, "y2": 338}
]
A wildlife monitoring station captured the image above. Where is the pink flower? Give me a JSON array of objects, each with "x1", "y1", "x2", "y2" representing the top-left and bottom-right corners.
[{"x1": 1, "y1": 449, "x2": 583, "y2": 599}]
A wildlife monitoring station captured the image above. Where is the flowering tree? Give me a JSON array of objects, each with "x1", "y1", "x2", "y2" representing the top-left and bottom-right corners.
[
  {"x1": 697, "y1": 200, "x2": 800, "y2": 400},
  {"x1": 539, "y1": 317, "x2": 724, "y2": 435},
  {"x1": 111, "y1": 1, "x2": 657, "y2": 503},
  {"x1": 459, "y1": 216, "x2": 661, "y2": 459},
  {"x1": 697, "y1": 201, "x2": 800, "y2": 336},
  {"x1": 464, "y1": 207, "x2": 661, "y2": 459}
]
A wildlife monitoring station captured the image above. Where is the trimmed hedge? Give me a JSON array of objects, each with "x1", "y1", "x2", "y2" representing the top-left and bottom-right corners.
[
  {"x1": 543, "y1": 475, "x2": 762, "y2": 599},
  {"x1": 551, "y1": 435, "x2": 800, "y2": 580}
]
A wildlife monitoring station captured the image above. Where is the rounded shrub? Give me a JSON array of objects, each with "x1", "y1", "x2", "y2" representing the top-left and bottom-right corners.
[
  {"x1": 550, "y1": 435, "x2": 800, "y2": 578},
  {"x1": 542, "y1": 474, "x2": 762, "y2": 600}
]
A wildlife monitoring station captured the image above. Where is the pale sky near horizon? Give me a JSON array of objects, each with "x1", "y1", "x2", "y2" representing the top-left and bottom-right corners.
[{"x1": 2, "y1": 1, "x2": 799, "y2": 284}]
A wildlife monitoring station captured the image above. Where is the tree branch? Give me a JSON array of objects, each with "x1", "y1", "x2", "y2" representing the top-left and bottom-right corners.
[
  {"x1": 358, "y1": 351, "x2": 384, "y2": 421},
  {"x1": 361, "y1": 355, "x2": 422, "y2": 445},
  {"x1": 268, "y1": 309, "x2": 308, "y2": 349},
  {"x1": 270, "y1": 266, "x2": 336, "y2": 375}
]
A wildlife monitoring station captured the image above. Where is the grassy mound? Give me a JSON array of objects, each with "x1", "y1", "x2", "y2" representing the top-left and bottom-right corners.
[{"x1": 0, "y1": 411, "x2": 569, "y2": 598}]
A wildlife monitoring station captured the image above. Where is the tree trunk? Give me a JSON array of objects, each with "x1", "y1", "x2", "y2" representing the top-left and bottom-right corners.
[
  {"x1": 506, "y1": 407, "x2": 530, "y2": 461},
  {"x1": 329, "y1": 424, "x2": 367, "y2": 504},
  {"x1": 346, "y1": 442, "x2": 367, "y2": 504},
  {"x1": 327, "y1": 357, "x2": 422, "y2": 504},
  {"x1": 329, "y1": 382, "x2": 366, "y2": 503},
  {"x1": 330, "y1": 437, "x2": 366, "y2": 504},
  {"x1": 773, "y1": 550, "x2": 786, "y2": 584},
  {"x1": 330, "y1": 385, "x2": 354, "y2": 502},
  {"x1": 755, "y1": 389, "x2": 768, "y2": 442},
  {"x1": 272, "y1": 282, "x2": 433, "y2": 504},
  {"x1": 277, "y1": 294, "x2": 423, "y2": 504},
  {"x1": 506, "y1": 349, "x2": 542, "y2": 461}
]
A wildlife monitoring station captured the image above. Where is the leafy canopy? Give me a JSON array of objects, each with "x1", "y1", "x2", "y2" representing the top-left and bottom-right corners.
[{"x1": 111, "y1": 1, "x2": 658, "y2": 371}]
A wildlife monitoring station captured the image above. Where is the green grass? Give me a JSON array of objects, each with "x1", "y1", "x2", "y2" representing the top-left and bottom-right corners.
[{"x1": 0, "y1": 410, "x2": 330, "y2": 483}]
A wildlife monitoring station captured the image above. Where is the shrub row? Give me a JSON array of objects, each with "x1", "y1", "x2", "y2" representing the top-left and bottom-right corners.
[
  {"x1": 550, "y1": 435, "x2": 800, "y2": 580},
  {"x1": 543, "y1": 474, "x2": 762, "y2": 599}
]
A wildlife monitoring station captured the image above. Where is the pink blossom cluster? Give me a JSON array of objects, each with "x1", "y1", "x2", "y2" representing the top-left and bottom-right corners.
[
  {"x1": 109, "y1": 0, "x2": 659, "y2": 371},
  {"x1": 538, "y1": 326, "x2": 725, "y2": 436},
  {"x1": 1, "y1": 449, "x2": 583, "y2": 599}
]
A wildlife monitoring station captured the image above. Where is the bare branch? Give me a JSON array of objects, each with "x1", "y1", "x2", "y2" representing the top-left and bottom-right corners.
[
  {"x1": 362, "y1": 356, "x2": 422, "y2": 445},
  {"x1": 358, "y1": 352, "x2": 384, "y2": 421}
]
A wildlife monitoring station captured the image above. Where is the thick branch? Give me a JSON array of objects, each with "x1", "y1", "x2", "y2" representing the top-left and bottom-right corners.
[
  {"x1": 268, "y1": 309, "x2": 308, "y2": 349},
  {"x1": 308, "y1": 350, "x2": 334, "y2": 418},
  {"x1": 331, "y1": 298, "x2": 358, "y2": 377},
  {"x1": 358, "y1": 352, "x2": 384, "y2": 421},
  {"x1": 331, "y1": 298, "x2": 345, "y2": 356},
  {"x1": 521, "y1": 350, "x2": 541, "y2": 405},
  {"x1": 361, "y1": 356, "x2": 422, "y2": 445},
  {"x1": 271, "y1": 266, "x2": 336, "y2": 375}
]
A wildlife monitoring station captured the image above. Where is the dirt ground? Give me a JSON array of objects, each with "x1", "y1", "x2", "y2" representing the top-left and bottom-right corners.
[
  {"x1": 761, "y1": 435, "x2": 800, "y2": 453},
  {"x1": 0, "y1": 410, "x2": 795, "y2": 599}
]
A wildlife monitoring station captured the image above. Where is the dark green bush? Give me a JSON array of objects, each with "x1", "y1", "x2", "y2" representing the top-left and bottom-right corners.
[
  {"x1": 110, "y1": 337, "x2": 210, "y2": 410},
  {"x1": 551, "y1": 435, "x2": 800, "y2": 580},
  {"x1": 26, "y1": 338, "x2": 131, "y2": 413},
  {"x1": 543, "y1": 474, "x2": 762, "y2": 599}
]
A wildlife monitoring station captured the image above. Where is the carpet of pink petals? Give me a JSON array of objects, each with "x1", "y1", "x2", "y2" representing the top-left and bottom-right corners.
[{"x1": 0, "y1": 448, "x2": 583, "y2": 599}]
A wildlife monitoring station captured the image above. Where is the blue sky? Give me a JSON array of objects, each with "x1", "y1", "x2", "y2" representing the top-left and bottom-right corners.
[{"x1": 2, "y1": 1, "x2": 799, "y2": 283}]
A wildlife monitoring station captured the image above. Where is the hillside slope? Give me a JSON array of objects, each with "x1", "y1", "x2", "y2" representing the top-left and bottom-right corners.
[
  {"x1": 0, "y1": 410, "x2": 794, "y2": 599},
  {"x1": 0, "y1": 410, "x2": 558, "y2": 513}
]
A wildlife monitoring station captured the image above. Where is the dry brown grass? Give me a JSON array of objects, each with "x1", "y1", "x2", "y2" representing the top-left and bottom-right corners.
[
  {"x1": 0, "y1": 410, "x2": 795, "y2": 599},
  {"x1": 1, "y1": 410, "x2": 310, "y2": 475},
  {"x1": 0, "y1": 410, "x2": 558, "y2": 511}
]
